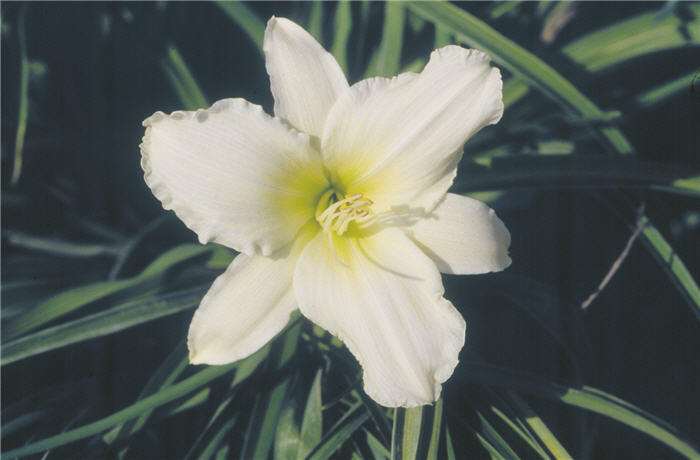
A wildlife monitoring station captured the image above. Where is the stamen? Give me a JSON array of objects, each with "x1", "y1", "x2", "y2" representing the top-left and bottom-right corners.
[{"x1": 316, "y1": 191, "x2": 374, "y2": 236}]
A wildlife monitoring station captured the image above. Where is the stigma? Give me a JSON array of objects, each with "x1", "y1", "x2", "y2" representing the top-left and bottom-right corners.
[{"x1": 316, "y1": 191, "x2": 374, "y2": 236}]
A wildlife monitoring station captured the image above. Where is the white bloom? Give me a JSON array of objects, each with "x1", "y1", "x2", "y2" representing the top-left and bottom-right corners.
[{"x1": 140, "y1": 17, "x2": 510, "y2": 407}]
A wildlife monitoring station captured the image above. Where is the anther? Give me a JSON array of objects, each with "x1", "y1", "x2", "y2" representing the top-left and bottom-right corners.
[{"x1": 316, "y1": 191, "x2": 374, "y2": 236}]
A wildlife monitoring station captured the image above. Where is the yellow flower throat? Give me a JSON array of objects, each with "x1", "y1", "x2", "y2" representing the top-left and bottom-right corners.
[{"x1": 315, "y1": 190, "x2": 374, "y2": 236}]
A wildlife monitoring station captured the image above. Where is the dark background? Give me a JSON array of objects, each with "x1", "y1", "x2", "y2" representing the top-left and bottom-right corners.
[{"x1": 2, "y1": 2, "x2": 699, "y2": 458}]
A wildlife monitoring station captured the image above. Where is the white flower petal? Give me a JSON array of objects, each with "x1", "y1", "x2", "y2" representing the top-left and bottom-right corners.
[
  {"x1": 322, "y1": 46, "x2": 503, "y2": 211},
  {"x1": 264, "y1": 17, "x2": 349, "y2": 138},
  {"x1": 293, "y1": 227, "x2": 466, "y2": 407},
  {"x1": 140, "y1": 98, "x2": 328, "y2": 256},
  {"x1": 408, "y1": 193, "x2": 511, "y2": 275},
  {"x1": 187, "y1": 222, "x2": 316, "y2": 364}
]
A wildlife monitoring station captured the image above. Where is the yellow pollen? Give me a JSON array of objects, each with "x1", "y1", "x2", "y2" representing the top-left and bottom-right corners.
[{"x1": 316, "y1": 191, "x2": 374, "y2": 236}]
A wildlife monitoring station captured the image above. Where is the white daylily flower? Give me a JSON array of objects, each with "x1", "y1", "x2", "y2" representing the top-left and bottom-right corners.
[{"x1": 140, "y1": 17, "x2": 510, "y2": 408}]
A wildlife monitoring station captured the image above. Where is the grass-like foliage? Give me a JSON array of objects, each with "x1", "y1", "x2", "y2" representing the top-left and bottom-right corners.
[{"x1": 2, "y1": 2, "x2": 699, "y2": 458}]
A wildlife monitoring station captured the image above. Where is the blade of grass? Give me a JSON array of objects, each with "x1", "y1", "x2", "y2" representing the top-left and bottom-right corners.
[
  {"x1": 3, "y1": 363, "x2": 238, "y2": 459},
  {"x1": 475, "y1": 432, "x2": 507, "y2": 460},
  {"x1": 4, "y1": 244, "x2": 212, "y2": 340},
  {"x1": 636, "y1": 214, "x2": 700, "y2": 321},
  {"x1": 476, "y1": 411, "x2": 521, "y2": 459},
  {"x1": 502, "y1": 78, "x2": 530, "y2": 108},
  {"x1": 3, "y1": 230, "x2": 121, "y2": 258},
  {"x1": 461, "y1": 362, "x2": 700, "y2": 459},
  {"x1": 307, "y1": 403, "x2": 370, "y2": 460},
  {"x1": 490, "y1": 406, "x2": 551, "y2": 459},
  {"x1": 407, "y1": 2, "x2": 634, "y2": 155},
  {"x1": 2, "y1": 410, "x2": 49, "y2": 438},
  {"x1": 434, "y1": 26, "x2": 451, "y2": 49},
  {"x1": 197, "y1": 417, "x2": 237, "y2": 460},
  {"x1": 355, "y1": 390, "x2": 392, "y2": 446},
  {"x1": 365, "y1": 2, "x2": 405, "y2": 78},
  {"x1": 240, "y1": 321, "x2": 302, "y2": 460},
  {"x1": 103, "y1": 341, "x2": 189, "y2": 445},
  {"x1": 507, "y1": 393, "x2": 573, "y2": 460},
  {"x1": 490, "y1": 1, "x2": 522, "y2": 20},
  {"x1": 215, "y1": 0, "x2": 264, "y2": 51},
  {"x1": 445, "y1": 426, "x2": 456, "y2": 460},
  {"x1": 330, "y1": 0, "x2": 352, "y2": 73},
  {"x1": 167, "y1": 387, "x2": 211, "y2": 415},
  {"x1": 185, "y1": 345, "x2": 271, "y2": 460},
  {"x1": 4, "y1": 319, "x2": 294, "y2": 459},
  {"x1": 391, "y1": 406, "x2": 422, "y2": 460},
  {"x1": 164, "y1": 46, "x2": 209, "y2": 110},
  {"x1": 563, "y1": 4, "x2": 700, "y2": 72},
  {"x1": 453, "y1": 155, "x2": 700, "y2": 197},
  {"x1": 2, "y1": 287, "x2": 204, "y2": 365},
  {"x1": 636, "y1": 70, "x2": 700, "y2": 107},
  {"x1": 307, "y1": 1, "x2": 323, "y2": 42},
  {"x1": 366, "y1": 430, "x2": 390, "y2": 459},
  {"x1": 426, "y1": 398, "x2": 443, "y2": 460},
  {"x1": 275, "y1": 401, "x2": 301, "y2": 460},
  {"x1": 162, "y1": 61, "x2": 197, "y2": 111},
  {"x1": 298, "y1": 369, "x2": 323, "y2": 459},
  {"x1": 11, "y1": 6, "x2": 29, "y2": 187}
]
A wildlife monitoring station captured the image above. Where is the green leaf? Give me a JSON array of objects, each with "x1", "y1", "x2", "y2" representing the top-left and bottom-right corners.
[
  {"x1": 462, "y1": 362, "x2": 700, "y2": 459},
  {"x1": 205, "y1": 245, "x2": 236, "y2": 270},
  {"x1": 186, "y1": 346, "x2": 270, "y2": 459},
  {"x1": 241, "y1": 322, "x2": 302, "y2": 460},
  {"x1": 406, "y1": 2, "x2": 634, "y2": 155},
  {"x1": 426, "y1": 398, "x2": 443, "y2": 460},
  {"x1": 475, "y1": 431, "x2": 508, "y2": 460},
  {"x1": 231, "y1": 341, "x2": 272, "y2": 387},
  {"x1": 489, "y1": 1, "x2": 523, "y2": 19},
  {"x1": 103, "y1": 341, "x2": 189, "y2": 445},
  {"x1": 434, "y1": 26, "x2": 451, "y2": 49},
  {"x1": 2, "y1": 287, "x2": 204, "y2": 365},
  {"x1": 507, "y1": 393, "x2": 573, "y2": 459},
  {"x1": 4, "y1": 244, "x2": 212, "y2": 340},
  {"x1": 637, "y1": 70, "x2": 700, "y2": 107},
  {"x1": 389, "y1": 400, "x2": 443, "y2": 460},
  {"x1": 3, "y1": 363, "x2": 238, "y2": 459},
  {"x1": 672, "y1": 175, "x2": 700, "y2": 195},
  {"x1": 637, "y1": 215, "x2": 700, "y2": 321},
  {"x1": 162, "y1": 46, "x2": 209, "y2": 110},
  {"x1": 2, "y1": 409, "x2": 49, "y2": 438},
  {"x1": 2, "y1": 317, "x2": 298, "y2": 459},
  {"x1": 366, "y1": 430, "x2": 390, "y2": 459},
  {"x1": 307, "y1": 1, "x2": 324, "y2": 42},
  {"x1": 365, "y1": 2, "x2": 405, "y2": 78},
  {"x1": 214, "y1": 445, "x2": 230, "y2": 460},
  {"x1": 476, "y1": 411, "x2": 521, "y2": 459},
  {"x1": 168, "y1": 387, "x2": 211, "y2": 415},
  {"x1": 330, "y1": 0, "x2": 352, "y2": 73},
  {"x1": 298, "y1": 369, "x2": 324, "y2": 459},
  {"x1": 502, "y1": 78, "x2": 530, "y2": 108},
  {"x1": 275, "y1": 401, "x2": 301, "y2": 460},
  {"x1": 563, "y1": 4, "x2": 700, "y2": 72},
  {"x1": 453, "y1": 155, "x2": 700, "y2": 197},
  {"x1": 4, "y1": 278, "x2": 133, "y2": 341},
  {"x1": 196, "y1": 417, "x2": 237, "y2": 460},
  {"x1": 11, "y1": 6, "x2": 29, "y2": 187},
  {"x1": 307, "y1": 403, "x2": 369, "y2": 460},
  {"x1": 391, "y1": 406, "x2": 422, "y2": 460},
  {"x1": 215, "y1": 0, "x2": 265, "y2": 51},
  {"x1": 445, "y1": 426, "x2": 456, "y2": 460},
  {"x1": 490, "y1": 405, "x2": 551, "y2": 459},
  {"x1": 355, "y1": 390, "x2": 392, "y2": 446}
]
